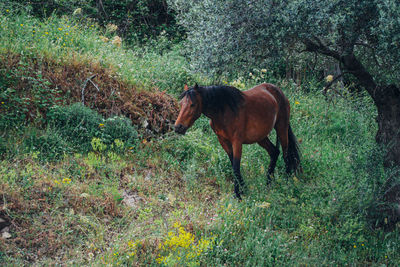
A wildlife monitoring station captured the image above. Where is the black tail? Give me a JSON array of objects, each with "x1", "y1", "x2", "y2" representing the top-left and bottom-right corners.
[{"x1": 287, "y1": 124, "x2": 301, "y2": 173}]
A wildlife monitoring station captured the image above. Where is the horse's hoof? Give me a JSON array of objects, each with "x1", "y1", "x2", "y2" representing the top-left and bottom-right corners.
[{"x1": 233, "y1": 193, "x2": 243, "y2": 201}]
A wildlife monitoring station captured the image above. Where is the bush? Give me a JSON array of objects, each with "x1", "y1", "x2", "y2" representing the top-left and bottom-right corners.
[
  {"x1": 0, "y1": 136, "x2": 6, "y2": 159},
  {"x1": 101, "y1": 116, "x2": 138, "y2": 149},
  {"x1": 47, "y1": 103, "x2": 103, "y2": 152},
  {"x1": 23, "y1": 128, "x2": 70, "y2": 161},
  {"x1": 47, "y1": 103, "x2": 138, "y2": 153}
]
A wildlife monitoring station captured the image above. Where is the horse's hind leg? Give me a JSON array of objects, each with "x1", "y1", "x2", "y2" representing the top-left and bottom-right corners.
[
  {"x1": 275, "y1": 120, "x2": 290, "y2": 174},
  {"x1": 258, "y1": 137, "x2": 280, "y2": 184}
]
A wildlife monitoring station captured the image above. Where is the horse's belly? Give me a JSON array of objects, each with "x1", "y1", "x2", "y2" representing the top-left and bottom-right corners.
[{"x1": 242, "y1": 114, "x2": 276, "y2": 144}]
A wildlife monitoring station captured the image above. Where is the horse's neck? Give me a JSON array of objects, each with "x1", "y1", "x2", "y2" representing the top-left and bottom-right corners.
[
  {"x1": 203, "y1": 108, "x2": 232, "y2": 127},
  {"x1": 202, "y1": 106, "x2": 219, "y2": 121}
]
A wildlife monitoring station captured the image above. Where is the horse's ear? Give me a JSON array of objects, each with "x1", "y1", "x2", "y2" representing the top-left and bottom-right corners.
[
  {"x1": 194, "y1": 83, "x2": 199, "y2": 91},
  {"x1": 184, "y1": 84, "x2": 189, "y2": 91}
]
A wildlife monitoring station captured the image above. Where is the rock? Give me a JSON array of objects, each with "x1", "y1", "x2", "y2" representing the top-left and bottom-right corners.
[
  {"x1": 145, "y1": 171, "x2": 152, "y2": 181},
  {"x1": 141, "y1": 119, "x2": 149, "y2": 128},
  {"x1": 1, "y1": 227, "x2": 11, "y2": 239},
  {"x1": 122, "y1": 190, "x2": 143, "y2": 208}
]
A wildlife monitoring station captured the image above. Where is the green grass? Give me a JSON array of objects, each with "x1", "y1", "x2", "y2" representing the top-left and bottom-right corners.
[
  {"x1": 0, "y1": 9, "x2": 399, "y2": 266},
  {"x1": 0, "y1": 8, "x2": 195, "y2": 94}
]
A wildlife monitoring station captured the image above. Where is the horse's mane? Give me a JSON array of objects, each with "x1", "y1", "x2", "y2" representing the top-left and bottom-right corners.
[{"x1": 180, "y1": 85, "x2": 244, "y2": 114}]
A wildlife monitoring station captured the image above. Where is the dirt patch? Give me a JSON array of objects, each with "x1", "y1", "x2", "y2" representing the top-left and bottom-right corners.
[{"x1": 0, "y1": 52, "x2": 179, "y2": 134}]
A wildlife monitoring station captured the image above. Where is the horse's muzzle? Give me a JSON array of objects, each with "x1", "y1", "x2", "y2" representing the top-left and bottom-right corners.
[{"x1": 174, "y1": 124, "x2": 187, "y2": 135}]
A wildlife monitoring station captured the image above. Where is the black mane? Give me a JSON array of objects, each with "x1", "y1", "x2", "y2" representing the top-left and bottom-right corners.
[{"x1": 180, "y1": 85, "x2": 244, "y2": 114}]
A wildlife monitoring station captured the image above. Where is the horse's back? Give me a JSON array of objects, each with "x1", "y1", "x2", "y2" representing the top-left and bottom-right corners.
[{"x1": 246, "y1": 83, "x2": 288, "y2": 104}]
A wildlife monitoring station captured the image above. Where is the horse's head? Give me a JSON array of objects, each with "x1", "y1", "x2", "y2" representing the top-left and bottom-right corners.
[{"x1": 175, "y1": 84, "x2": 203, "y2": 135}]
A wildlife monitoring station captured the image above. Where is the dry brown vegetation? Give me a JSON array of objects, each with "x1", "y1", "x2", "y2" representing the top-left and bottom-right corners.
[{"x1": 0, "y1": 52, "x2": 178, "y2": 134}]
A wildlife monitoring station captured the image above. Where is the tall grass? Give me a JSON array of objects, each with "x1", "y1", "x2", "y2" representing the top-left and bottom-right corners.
[{"x1": 0, "y1": 8, "x2": 194, "y2": 93}]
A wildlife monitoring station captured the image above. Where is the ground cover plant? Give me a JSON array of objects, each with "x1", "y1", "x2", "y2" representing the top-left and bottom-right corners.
[{"x1": 0, "y1": 4, "x2": 399, "y2": 266}]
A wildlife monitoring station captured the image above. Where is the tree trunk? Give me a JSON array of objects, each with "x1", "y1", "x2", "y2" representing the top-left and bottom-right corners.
[
  {"x1": 375, "y1": 85, "x2": 400, "y2": 168},
  {"x1": 340, "y1": 55, "x2": 400, "y2": 167},
  {"x1": 304, "y1": 40, "x2": 400, "y2": 225},
  {"x1": 341, "y1": 55, "x2": 400, "y2": 225}
]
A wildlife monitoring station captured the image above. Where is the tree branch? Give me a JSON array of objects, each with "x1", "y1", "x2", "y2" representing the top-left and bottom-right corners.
[
  {"x1": 81, "y1": 74, "x2": 98, "y2": 104},
  {"x1": 303, "y1": 37, "x2": 380, "y2": 103},
  {"x1": 322, "y1": 71, "x2": 354, "y2": 96},
  {"x1": 303, "y1": 38, "x2": 341, "y2": 61},
  {"x1": 354, "y1": 41, "x2": 382, "y2": 68}
]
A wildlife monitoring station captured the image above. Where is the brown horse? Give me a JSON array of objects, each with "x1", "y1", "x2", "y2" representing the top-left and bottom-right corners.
[{"x1": 174, "y1": 83, "x2": 301, "y2": 199}]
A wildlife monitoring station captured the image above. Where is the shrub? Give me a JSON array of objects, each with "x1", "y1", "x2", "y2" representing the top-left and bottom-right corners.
[
  {"x1": 23, "y1": 127, "x2": 70, "y2": 161},
  {"x1": 101, "y1": 116, "x2": 138, "y2": 149},
  {"x1": 47, "y1": 103, "x2": 103, "y2": 152},
  {"x1": 47, "y1": 103, "x2": 138, "y2": 153},
  {"x1": 0, "y1": 136, "x2": 6, "y2": 159}
]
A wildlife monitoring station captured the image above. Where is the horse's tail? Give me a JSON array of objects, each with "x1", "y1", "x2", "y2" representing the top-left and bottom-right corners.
[{"x1": 287, "y1": 124, "x2": 301, "y2": 173}]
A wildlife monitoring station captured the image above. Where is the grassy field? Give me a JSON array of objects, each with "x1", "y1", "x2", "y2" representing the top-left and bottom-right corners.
[{"x1": 1, "y1": 9, "x2": 399, "y2": 266}]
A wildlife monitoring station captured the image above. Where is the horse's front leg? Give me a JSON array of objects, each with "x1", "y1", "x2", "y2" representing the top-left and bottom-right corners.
[
  {"x1": 217, "y1": 135, "x2": 233, "y2": 165},
  {"x1": 232, "y1": 141, "x2": 245, "y2": 199}
]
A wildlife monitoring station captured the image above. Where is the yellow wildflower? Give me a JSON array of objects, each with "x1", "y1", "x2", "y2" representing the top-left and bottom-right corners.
[
  {"x1": 326, "y1": 75, "x2": 334, "y2": 82},
  {"x1": 99, "y1": 123, "x2": 105, "y2": 127},
  {"x1": 58, "y1": 27, "x2": 62, "y2": 31},
  {"x1": 45, "y1": 32, "x2": 49, "y2": 35},
  {"x1": 353, "y1": 245, "x2": 357, "y2": 248},
  {"x1": 156, "y1": 256, "x2": 165, "y2": 263},
  {"x1": 6, "y1": 9, "x2": 9, "y2": 12},
  {"x1": 62, "y1": 177, "x2": 71, "y2": 184},
  {"x1": 295, "y1": 101, "x2": 300, "y2": 105},
  {"x1": 20, "y1": 24, "x2": 23, "y2": 27}
]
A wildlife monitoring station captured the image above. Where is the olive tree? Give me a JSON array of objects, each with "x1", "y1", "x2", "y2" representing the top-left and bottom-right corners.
[{"x1": 170, "y1": 0, "x2": 400, "y2": 169}]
